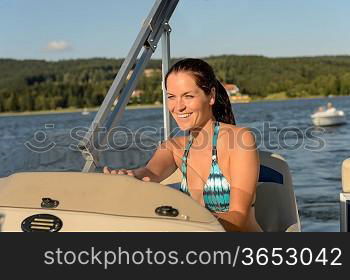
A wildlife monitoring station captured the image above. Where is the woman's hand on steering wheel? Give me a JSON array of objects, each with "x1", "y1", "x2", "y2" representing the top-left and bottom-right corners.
[{"x1": 103, "y1": 166, "x2": 151, "y2": 182}]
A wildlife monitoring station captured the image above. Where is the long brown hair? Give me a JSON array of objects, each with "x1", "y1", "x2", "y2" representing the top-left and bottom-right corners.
[{"x1": 165, "y1": 58, "x2": 235, "y2": 125}]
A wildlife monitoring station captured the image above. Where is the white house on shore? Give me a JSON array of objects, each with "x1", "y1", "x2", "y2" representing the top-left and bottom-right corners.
[{"x1": 223, "y1": 83, "x2": 251, "y2": 103}]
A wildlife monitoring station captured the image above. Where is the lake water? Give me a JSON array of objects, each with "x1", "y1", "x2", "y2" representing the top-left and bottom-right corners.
[{"x1": 1, "y1": 96, "x2": 349, "y2": 232}]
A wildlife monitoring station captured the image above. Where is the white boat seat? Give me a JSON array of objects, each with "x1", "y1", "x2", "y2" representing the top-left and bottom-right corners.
[
  {"x1": 340, "y1": 159, "x2": 350, "y2": 232},
  {"x1": 342, "y1": 159, "x2": 350, "y2": 193},
  {"x1": 255, "y1": 151, "x2": 300, "y2": 232}
]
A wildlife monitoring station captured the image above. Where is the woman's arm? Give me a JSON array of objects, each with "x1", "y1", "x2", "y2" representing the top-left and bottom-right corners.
[
  {"x1": 136, "y1": 139, "x2": 178, "y2": 182},
  {"x1": 215, "y1": 127, "x2": 260, "y2": 232},
  {"x1": 104, "y1": 139, "x2": 178, "y2": 183}
]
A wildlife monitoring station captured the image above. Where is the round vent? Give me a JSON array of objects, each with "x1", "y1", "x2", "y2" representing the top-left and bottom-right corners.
[{"x1": 21, "y1": 214, "x2": 63, "y2": 232}]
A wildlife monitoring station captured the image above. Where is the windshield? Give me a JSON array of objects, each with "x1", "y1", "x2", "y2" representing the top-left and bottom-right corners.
[{"x1": 0, "y1": 110, "x2": 183, "y2": 177}]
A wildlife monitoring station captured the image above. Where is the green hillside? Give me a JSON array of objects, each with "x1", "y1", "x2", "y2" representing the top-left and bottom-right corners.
[{"x1": 1, "y1": 55, "x2": 350, "y2": 112}]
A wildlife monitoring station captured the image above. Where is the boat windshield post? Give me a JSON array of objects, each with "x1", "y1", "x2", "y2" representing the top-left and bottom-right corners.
[
  {"x1": 78, "y1": 0, "x2": 179, "y2": 172},
  {"x1": 161, "y1": 22, "x2": 171, "y2": 141}
]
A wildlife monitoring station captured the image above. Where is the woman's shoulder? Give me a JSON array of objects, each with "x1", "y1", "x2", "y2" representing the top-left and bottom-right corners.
[
  {"x1": 218, "y1": 122, "x2": 253, "y2": 137},
  {"x1": 161, "y1": 135, "x2": 189, "y2": 151},
  {"x1": 218, "y1": 122, "x2": 256, "y2": 149}
]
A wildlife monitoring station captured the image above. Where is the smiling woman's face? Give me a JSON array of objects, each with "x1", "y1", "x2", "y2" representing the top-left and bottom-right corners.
[{"x1": 166, "y1": 71, "x2": 215, "y2": 131}]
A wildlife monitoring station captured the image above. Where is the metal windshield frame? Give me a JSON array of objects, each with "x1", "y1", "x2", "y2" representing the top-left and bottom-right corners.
[{"x1": 79, "y1": 0, "x2": 179, "y2": 172}]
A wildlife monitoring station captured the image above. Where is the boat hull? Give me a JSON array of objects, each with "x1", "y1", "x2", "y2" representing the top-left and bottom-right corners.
[
  {"x1": 311, "y1": 110, "x2": 347, "y2": 126},
  {"x1": 311, "y1": 115, "x2": 346, "y2": 126}
]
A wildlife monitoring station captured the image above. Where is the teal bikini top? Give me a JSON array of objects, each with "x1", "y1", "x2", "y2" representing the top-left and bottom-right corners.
[{"x1": 180, "y1": 121, "x2": 231, "y2": 212}]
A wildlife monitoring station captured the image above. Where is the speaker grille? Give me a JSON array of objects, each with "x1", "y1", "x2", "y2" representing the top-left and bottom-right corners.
[{"x1": 21, "y1": 214, "x2": 63, "y2": 232}]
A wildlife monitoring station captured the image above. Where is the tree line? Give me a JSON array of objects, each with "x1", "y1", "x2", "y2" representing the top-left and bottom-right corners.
[{"x1": 0, "y1": 55, "x2": 350, "y2": 112}]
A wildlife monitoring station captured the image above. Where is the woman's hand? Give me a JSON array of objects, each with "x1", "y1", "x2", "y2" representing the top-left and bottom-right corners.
[{"x1": 103, "y1": 166, "x2": 151, "y2": 182}]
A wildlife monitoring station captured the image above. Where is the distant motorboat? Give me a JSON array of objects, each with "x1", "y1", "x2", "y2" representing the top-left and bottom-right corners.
[
  {"x1": 311, "y1": 107, "x2": 346, "y2": 126},
  {"x1": 81, "y1": 108, "x2": 90, "y2": 115}
]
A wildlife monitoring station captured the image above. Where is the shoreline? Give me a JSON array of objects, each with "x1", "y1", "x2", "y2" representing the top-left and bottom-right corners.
[
  {"x1": 0, "y1": 104, "x2": 164, "y2": 117},
  {"x1": 0, "y1": 95, "x2": 346, "y2": 117},
  {"x1": 250, "y1": 95, "x2": 332, "y2": 103}
]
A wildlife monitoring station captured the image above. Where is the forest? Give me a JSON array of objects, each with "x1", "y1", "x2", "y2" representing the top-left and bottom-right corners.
[{"x1": 1, "y1": 55, "x2": 350, "y2": 112}]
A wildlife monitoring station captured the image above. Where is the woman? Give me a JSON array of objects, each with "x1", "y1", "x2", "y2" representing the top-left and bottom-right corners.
[{"x1": 104, "y1": 58, "x2": 261, "y2": 232}]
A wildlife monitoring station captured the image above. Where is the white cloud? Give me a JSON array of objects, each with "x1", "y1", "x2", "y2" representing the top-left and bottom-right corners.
[{"x1": 45, "y1": 40, "x2": 71, "y2": 52}]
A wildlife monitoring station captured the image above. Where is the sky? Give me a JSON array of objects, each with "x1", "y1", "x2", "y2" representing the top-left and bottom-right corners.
[{"x1": 0, "y1": 0, "x2": 349, "y2": 60}]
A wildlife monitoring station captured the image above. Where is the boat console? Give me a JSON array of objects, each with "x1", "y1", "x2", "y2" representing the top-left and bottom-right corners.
[{"x1": 0, "y1": 172, "x2": 224, "y2": 232}]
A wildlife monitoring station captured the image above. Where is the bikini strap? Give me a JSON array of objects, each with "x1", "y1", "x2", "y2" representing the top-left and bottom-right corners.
[
  {"x1": 183, "y1": 122, "x2": 218, "y2": 162},
  {"x1": 212, "y1": 121, "x2": 220, "y2": 160},
  {"x1": 183, "y1": 134, "x2": 193, "y2": 159},
  {"x1": 181, "y1": 134, "x2": 193, "y2": 187}
]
